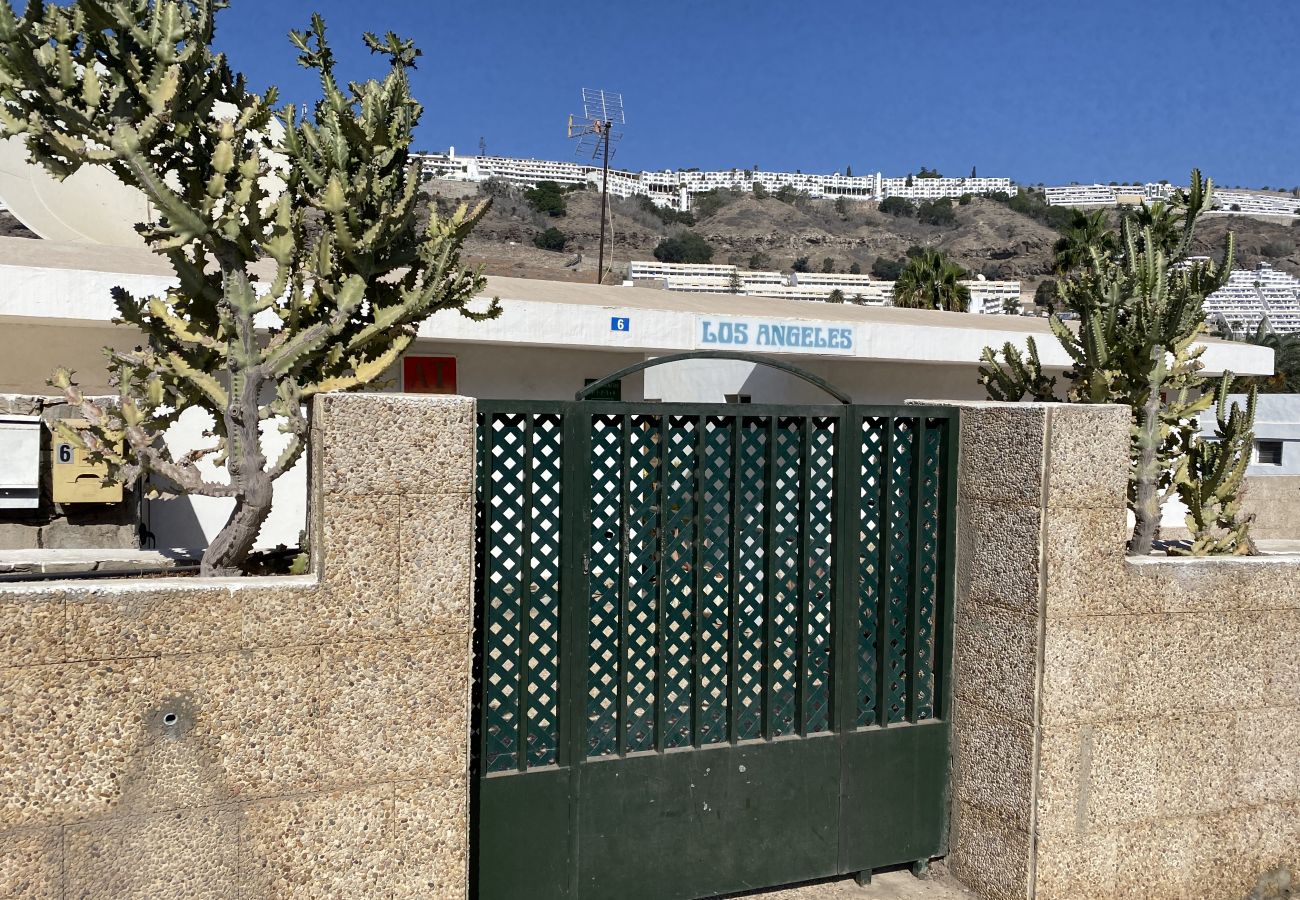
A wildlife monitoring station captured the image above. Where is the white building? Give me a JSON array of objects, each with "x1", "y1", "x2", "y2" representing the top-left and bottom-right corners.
[
  {"x1": 630, "y1": 261, "x2": 1021, "y2": 314},
  {"x1": 965, "y1": 279, "x2": 1023, "y2": 315},
  {"x1": 0, "y1": 237, "x2": 1274, "y2": 554},
  {"x1": 415, "y1": 149, "x2": 1012, "y2": 212},
  {"x1": 1203, "y1": 262, "x2": 1300, "y2": 335},
  {"x1": 1198, "y1": 394, "x2": 1300, "y2": 477},
  {"x1": 1045, "y1": 182, "x2": 1300, "y2": 219}
]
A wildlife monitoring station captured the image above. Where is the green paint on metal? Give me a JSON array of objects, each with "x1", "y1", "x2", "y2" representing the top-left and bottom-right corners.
[
  {"x1": 582, "y1": 377, "x2": 622, "y2": 401},
  {"x1": 474, "y1": 399, "x2": 960, "y2": 900}
]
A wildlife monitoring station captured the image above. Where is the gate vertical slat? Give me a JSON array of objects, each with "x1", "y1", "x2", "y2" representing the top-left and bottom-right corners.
[
  {"x1": 691, "y1": 415, "x2": 707, "y2": 748},
  {"x1": 832, "y1": 409, "x2": 860, "y2": 732},
  {"x1": 728, "y1": 416, "x2": 743, "y2": 744},
  {"x1": 759, "y1": 413, "x2": 769, "y2": 738},
  {"x1": 905, "y1": 417, "x2": 925, "y2": 724},
  {"x1": 559, "y1": 409, "x2": 590, "y2": 771},
  {"x1": 654, "y1": 414, "x2": 669, "y2": 753},
  {"x1": 796, "y1": 417, "x2": 811, "y2": 737},
  {"x1": 936, "y1": 416, "x2": 960, "y2": 721},
  {"x1": 874, "y1": 421, "x2": 894, "y2": 728},
  {"x1": 617, "y1": 415, "x2": 631, "y2": 757},
  {"x1": 517, "y1": 416, "x2": 535, "y2": 770}
]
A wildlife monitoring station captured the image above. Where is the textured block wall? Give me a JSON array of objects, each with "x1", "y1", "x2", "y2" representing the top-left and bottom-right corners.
[
  {"x1": 0, "y1": 393, "x2": 476, "y2": 899},
  {"x1": 948, "y1": 401, "x2": 1300, "y2": 900}
]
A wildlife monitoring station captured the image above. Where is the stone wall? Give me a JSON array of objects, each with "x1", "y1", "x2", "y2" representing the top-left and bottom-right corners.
[
  {"x1": 948, "y1": 401, "x2": 1300, "y2": 900},
  {"x1": 0, "y1": 394, "x2": 138, "y2": 551},
  {"x1": 0, "y1": 392, "x2": 476, "y2": 899},
  {"x1": 1242, "y1": 474, "x2": 1300, "y2": 541}
]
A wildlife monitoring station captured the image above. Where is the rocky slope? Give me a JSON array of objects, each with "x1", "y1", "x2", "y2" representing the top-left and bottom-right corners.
[
  {"x1": 435, "y1": 182, "x2": 1300, "y2": 286},
  {"x1": 6, "y1": 185, "x2": 1296, "y2": 289}
]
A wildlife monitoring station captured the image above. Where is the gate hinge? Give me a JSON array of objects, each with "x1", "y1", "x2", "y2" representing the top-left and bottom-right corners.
[{"x1": 582, "y1": 553, "x2": 589, "y2": 575}]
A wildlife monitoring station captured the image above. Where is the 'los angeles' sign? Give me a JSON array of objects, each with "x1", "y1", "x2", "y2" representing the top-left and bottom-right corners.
[{"x1": 696, "y1": 316, "x2": 856, "y2": 355}]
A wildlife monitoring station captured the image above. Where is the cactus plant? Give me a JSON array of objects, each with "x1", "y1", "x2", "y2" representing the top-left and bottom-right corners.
[
  {"x1": 0, "y1": 2, "x2": 498, "y2": 574},
  {"x1": 979, "y1": 170, "x2": 1256, "y2": 556},
  {"x1": 978, "y1": 336, "x2": 1058, "y2": 402},
  {"x1": 1173, "y1": 376, "x2": 1258, "y2": 556}
]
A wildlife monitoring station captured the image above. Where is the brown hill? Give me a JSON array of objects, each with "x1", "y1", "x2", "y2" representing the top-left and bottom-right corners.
[{"x1": 6, "y1": 184, "x2": 1296, "y2": 289}]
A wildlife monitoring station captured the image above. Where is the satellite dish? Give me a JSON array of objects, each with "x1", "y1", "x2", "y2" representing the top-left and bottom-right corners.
[
  {"x1": 0, "y1": 136, "x2": 152, "y2": 247},
  {"x1": 0, "y1": 104, "x2": 286, "y2": 248}
]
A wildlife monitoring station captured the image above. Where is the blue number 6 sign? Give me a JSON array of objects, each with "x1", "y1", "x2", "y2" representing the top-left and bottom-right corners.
[{"x1": 610, "y1": 316, "x2": 630, "y2": 332}]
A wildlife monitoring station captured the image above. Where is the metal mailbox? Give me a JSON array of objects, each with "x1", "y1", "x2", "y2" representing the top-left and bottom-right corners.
[
  {"x1": 0, "y1": 413, "x2": 41, "y2": 509},
  {"x1": 51, "y1": 419, "x2": 123, "y2": 504}
]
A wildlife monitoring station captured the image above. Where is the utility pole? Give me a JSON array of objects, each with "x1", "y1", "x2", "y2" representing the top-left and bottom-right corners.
[
  {"x1": 598, "y1": 122, "x2": 610, "y2": 285},
  {"x1": 568, "y1": 89, "x2": 624, "y2": 286}
]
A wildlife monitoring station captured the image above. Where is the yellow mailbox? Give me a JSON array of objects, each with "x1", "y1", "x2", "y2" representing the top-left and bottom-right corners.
[{"x1": 51, "y1": 419, "x2": 123, "y2": 504}]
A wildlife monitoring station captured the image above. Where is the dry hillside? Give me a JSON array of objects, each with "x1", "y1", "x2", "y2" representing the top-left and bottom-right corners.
[
  {"x1": 428, "y1": 182, "x2": 1300, "y2": 287},
  {"x1": 5, "y1": 181, "x2": 1297, "y2": 290}
]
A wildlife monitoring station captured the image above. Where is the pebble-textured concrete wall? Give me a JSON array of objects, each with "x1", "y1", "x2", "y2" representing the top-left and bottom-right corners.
[
  {"x1": 1240, "y1": 474, "x2": 1300, "y2": 541},
  {"x1": 0, "y1": 392, "x2": 475, "y2": 899},
  {"x1": 948, "y1": 401, "x2": 1300, "y2": 900}
]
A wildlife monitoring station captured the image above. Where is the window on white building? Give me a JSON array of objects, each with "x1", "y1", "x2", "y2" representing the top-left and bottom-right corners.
[{"x1": 1255, "y1": 440, "x2": 1284, "y2": 466}]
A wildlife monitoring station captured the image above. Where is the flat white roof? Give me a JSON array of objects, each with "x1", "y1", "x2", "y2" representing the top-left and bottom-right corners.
[{"x1": 0, "y1": 236, "x2": 1273, "y2": 376}]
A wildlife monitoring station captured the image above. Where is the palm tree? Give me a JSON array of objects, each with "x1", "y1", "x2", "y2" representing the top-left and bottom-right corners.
[
  {"x1": 1052, "y1": 208, "x2": 1116, "y2": 275},
  {"x1": 891, "y1": 249, "x2": 970, "y2": 312},
  {"x1": 1233, "y1": 323, "x2": 1300, "y2": 393}
]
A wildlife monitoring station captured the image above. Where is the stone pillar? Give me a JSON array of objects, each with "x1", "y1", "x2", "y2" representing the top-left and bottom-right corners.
[
  {"x1": 946, "y1": 399, "x2": 1300, "y2": 900},
  {"x1": 945, "y1": 401, "x2": 1129, "y2": 900}
]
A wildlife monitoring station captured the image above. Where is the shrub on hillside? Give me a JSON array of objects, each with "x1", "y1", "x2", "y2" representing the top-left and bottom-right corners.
[
  {"x1": 879, "y1": 197, "x2": 915, "y2": 217},
  {"x1": 524, "y1": 180, "x2": 567, "y2": 217},
  {"x1": 918, "y1": 198, "x2": 956, "y2": 226},
  {"x1": 653, "y1": 231, "x2": 714, "y2": 264},
  {"x1": 534, "y1": 227, "x2": 567, "y2": 252},
  {"x1": 871, "y1": 256, "x2": 905, "y2": 280}
]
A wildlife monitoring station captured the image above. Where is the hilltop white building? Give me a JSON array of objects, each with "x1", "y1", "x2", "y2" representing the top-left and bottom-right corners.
[
  {"x1": 626, "y1": 261, "x2": 1022, "y2": 313},
  {"x1": 1045, "y1": 182, "x2": 1300, "y2": 218},
  {"x1": 416, "y1": 149, "x2": 1011, "y2": 212}
]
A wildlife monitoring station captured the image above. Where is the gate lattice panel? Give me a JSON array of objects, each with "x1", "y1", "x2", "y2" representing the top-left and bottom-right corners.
[{"x1": 475, "y1": 399, "x2": 958, "y2": 900}]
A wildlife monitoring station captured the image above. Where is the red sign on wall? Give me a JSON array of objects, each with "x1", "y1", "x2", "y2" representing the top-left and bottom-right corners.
[{"x1": 403, "y1": 356, "x2": 458, "y2": 394}]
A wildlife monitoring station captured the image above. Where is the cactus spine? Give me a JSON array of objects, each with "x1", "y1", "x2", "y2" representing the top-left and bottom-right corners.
[
  {"x1": 979, "y1": 170, "x2": 1256, "y2": 556},
  {"x1": 0, "y1": 2, "x2": 498, "y2": 574}
]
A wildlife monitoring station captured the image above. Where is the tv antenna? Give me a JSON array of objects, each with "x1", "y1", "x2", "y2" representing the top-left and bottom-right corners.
[{"x1": 568, "y1": 88, "x2": 624, "y2": 284}]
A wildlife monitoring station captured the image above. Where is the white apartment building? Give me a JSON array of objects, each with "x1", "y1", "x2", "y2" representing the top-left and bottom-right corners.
[
  {"x1": 415, "y1": 149, "x2": 1011, "y2": 213},
  {"x1": 1202, "y1": 262, "x2": 1300, "y2": 334},
  {"x1": 790, "y1": 272, "x2": 878, "y2": 288},
  {"x1": 879, "y1": 176, "x2": 1013, "y2": 201},
  {"x1": 1045, "y1": 182, "x2": 1299, "y2": 218},
  {"x1": 626, "y1": 261, "x2": 1021, "y2": 313},
  {"x1": 966, "y1": 280, "x2": 1023, "y2": 315},
  {"x1": 1211, "y1": 190, "x2": 1300, "y2": 218}
]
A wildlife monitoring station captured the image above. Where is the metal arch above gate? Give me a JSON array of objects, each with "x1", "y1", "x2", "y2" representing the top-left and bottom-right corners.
[{"x1": 574, "y1": 350, "x2": 854, "y2": 404}]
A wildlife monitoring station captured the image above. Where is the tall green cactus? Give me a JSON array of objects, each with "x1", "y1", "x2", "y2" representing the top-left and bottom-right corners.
[
  {"x1": 0, "y1": 2, "x2": 498, "y2": 574},
  {"x1": 1173, "y1": 376, "x2": 1257, "y2": 556},
  {"x1": 978, "y1": 336, "x2": 1058, "y2": 401},
  {"x1": 979, "y1": 170, "x2": 1255, "y2": 556}
]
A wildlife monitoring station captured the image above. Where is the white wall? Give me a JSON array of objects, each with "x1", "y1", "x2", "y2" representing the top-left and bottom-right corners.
[{"x1": 144, "y1": 405, "x2": 308, "y2": 555}]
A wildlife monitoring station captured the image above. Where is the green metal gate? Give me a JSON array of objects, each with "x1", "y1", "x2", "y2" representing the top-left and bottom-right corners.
[{"x1": 473, "y1": 358, "x2": 958, "y2": 900}]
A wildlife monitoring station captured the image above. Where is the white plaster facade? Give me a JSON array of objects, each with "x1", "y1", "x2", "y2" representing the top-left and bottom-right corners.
[{"x1": 0, "y1": 237, "x2": 1275, "y2": 554}]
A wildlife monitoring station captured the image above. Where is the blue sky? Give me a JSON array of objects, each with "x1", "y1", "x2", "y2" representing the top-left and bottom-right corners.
[{"x1": 209, "y1": 0, "x2": 1299, "y2": 187}]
